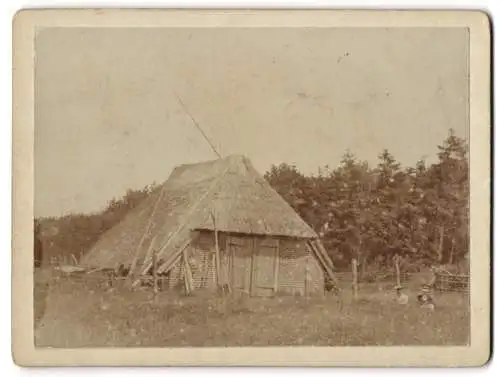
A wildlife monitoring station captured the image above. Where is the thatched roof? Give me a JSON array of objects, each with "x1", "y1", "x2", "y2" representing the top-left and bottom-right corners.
[{"x1": 79, "y1": 155, "x2": 319, "y2": 274}]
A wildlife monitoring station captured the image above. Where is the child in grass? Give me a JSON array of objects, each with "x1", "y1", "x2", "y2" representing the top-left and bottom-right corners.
[{"x1": 417, "y1": 284, "x2": 436, "y2": 310}]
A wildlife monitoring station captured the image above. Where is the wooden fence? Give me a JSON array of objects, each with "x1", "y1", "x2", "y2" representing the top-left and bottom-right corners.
[
  {"x1": 335, "y1": 271, "x2": 411, "y2": 284},
  {"x1": 45, "y1": 263, "x2": 470, "y2": 296},
  {"x1": 434, "y1": 273, "x2": 470, "y2": 293},
  {"x1": 334, "y1": 270, "x2": 470, "y2": 293}
]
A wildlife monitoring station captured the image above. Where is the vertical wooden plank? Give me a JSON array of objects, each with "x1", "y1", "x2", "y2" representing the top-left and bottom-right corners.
[
  {"x1": 166, "y1": 269, "x2": 171, "y2": 290},
  {"x1": 308, "y1": 240, "x2": 340, "y2": 291},
  {"x1": 214, "y1": 230, "x2": 221, "y2": 289},
  {"x1": 227, "y1": 236, "x2": 235, "y2": 289},
  {"x1": 273, "y1": 239, "x2": 280, "y2": 294},
  {"x1": 204, "y1": 249, "x2": 210, "y2": 288},
  {"x1": 249, "y1": 236, "x2": 256, "y2": 296},
  {"x1": 130, "y1": 235, "x2": 157, "y2": 287},
  {"x1": 205, "y1": 249, "x2": 211, "y2": 289},
  {"x1": 195, "y1": 246, "x2": 202, "y2": 288},
  {"x1": 313, "y1": 239, "x2": 335, "y2": 271},
  {"x1": 210, "y1": 253, "x2": 217, "y2": 290},
  {"x1": 128, "y1": 188, "x2": 165, "y2": 277},
  {"x1": 183, "y1": 249, "x2": 194, "y2": 295},
  {"x1": 209, "y1": 212, "x2": 222, "y2": 292},
  {"x1": 152, "y1": 249, "x2": 158, "y2": 296},
  {"x1": 128, "y1": 222, "x2": 151, "y2": 278},
  {"x1": 181, "y1": 253, "x2": 188, "y2": 293},
  {"x1": 240, "y1": 237, "x2": 251, "y2": 293}
]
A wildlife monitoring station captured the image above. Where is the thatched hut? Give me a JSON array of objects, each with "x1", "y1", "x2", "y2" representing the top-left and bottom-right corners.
[{"x1": 79, "y1": 155, "x2": 336, "y2": 297}]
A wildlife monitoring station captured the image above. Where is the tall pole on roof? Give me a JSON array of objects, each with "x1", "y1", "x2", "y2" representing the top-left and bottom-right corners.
[{"x1": 174, "y1": 93, "x2": 222, "y2": 159}]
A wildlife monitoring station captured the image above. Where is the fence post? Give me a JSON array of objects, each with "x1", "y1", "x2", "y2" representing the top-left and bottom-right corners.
[
  {"x1": 394, "y1": 254, "x2": 401, "y2": 286},
  {"x1": 435, "y1": 273, "x2": 441, "y2": 292},
  {"x1": 351, "y1": 258, "x2": 358, "y2": 300}
]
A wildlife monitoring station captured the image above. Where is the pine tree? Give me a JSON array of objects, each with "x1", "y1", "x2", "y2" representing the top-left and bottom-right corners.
[{"x1": 429, "y1": 129, "x2": 469, "y2": 265}]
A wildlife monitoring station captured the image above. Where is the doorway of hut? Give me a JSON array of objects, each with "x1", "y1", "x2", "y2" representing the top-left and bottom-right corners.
[{"x1": 226, "y1": 235, "x2": 279, "y2": 297}]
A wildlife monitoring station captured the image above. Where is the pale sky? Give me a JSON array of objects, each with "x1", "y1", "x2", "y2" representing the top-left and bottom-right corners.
[{"x1": 35, "y1": 27, "x2": 469, "y2": 218}]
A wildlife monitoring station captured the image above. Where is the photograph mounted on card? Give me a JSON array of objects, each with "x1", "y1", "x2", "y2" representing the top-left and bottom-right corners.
[{"x1": 11, "y1": 8, "x2": 491, "y2": 367}]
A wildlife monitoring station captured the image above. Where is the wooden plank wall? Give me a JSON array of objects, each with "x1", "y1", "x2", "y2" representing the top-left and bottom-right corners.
[
  {"x1": 160, "y1": 231, "x2": 325, "y2": 297},
  {"x1": 277, "y1": 239, "x2": 324, "y2": 296}
]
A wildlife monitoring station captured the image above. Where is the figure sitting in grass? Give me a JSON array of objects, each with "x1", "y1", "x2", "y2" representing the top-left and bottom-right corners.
[
  {"x1": 417, "y1": 284, "x2": 435, "y2": 310},
  {"x1": 394, "y1": 285, "x2": 408, "y2": 305}
]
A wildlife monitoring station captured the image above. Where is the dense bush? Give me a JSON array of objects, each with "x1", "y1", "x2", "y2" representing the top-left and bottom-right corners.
[{"x1": 35, "y1": 184, "x2": 158, "y2": 265}]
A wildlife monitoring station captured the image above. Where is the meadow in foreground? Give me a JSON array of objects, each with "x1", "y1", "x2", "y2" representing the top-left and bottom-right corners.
[{"x1": 34, "y1": 270, "x2": 470, "y2": 348}]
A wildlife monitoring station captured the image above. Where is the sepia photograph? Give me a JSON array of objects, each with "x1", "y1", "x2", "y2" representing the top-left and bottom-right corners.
[{"x1": 12, "y1": 9, "x2": 491, "y2": 366}]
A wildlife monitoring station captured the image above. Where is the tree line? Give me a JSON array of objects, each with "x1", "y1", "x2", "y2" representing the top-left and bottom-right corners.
[
  {"x1": 35, "y1": 129, "x2": 469, "y2": 275},
  {"x1": 264, "y1": 129, "x2": 469, "y2": 274}
]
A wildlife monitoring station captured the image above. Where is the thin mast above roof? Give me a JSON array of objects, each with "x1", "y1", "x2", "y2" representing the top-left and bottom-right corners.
[{"x1": 174, "y1": 93, "x2": 222, "y2": 160}]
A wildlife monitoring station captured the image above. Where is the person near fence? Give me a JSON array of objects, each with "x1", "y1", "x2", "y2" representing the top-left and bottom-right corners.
[
  {"x1": 394, "y1": 285, "x2": 408, "y2": 305},
  {"x1": 417, "y1": 284, "x2": 435, "y2": 310}
]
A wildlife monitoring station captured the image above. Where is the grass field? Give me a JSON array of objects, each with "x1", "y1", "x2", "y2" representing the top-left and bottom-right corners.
[{"x1": 34, "y1": 268, "x2": 470, "y2": 347}]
